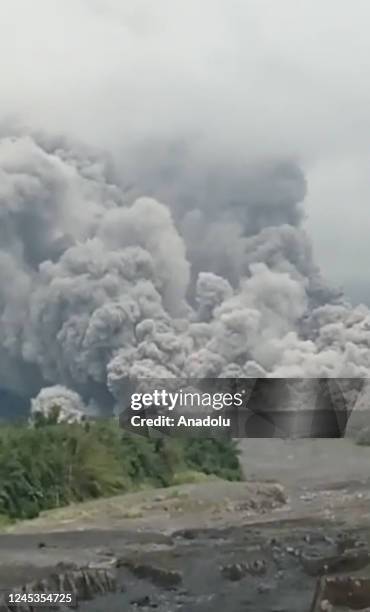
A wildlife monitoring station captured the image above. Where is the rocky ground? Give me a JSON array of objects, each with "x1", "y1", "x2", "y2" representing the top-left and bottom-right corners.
[{"x1": 1, "y1": 438, "x2": 370, "y2": 611}]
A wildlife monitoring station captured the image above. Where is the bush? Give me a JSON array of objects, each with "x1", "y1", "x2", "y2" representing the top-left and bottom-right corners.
[
  {"x1": 0, "y1": 421, "x2": 242, "y2": 522},
  {"x1": 171, "y1": 470, "x2": 215, "y2": 485},
  {"x1": 182, "y1": 437, "x2": 242, "y2": 481}
]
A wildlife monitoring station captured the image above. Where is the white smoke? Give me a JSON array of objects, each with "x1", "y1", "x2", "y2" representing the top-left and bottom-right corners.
[
  {"x1": 30, "y1": 385, "x2": 87, "y2": 424},
  {"x1": 0, "y1": 130, "x2": 369, "y2": 414}
]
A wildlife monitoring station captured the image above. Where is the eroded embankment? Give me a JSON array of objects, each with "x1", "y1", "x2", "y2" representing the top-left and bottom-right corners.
[
  {"x1": 3, "y1": 518, "x2": 368, "y2": 612},
  {"x1": 0, "y1": 566, "x2": 116, "y2": 611}
]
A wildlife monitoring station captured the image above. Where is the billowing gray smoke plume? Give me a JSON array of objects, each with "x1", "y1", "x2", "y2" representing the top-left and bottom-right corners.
[
  {"x1": 1, "y1": 128, "x2": 370, "y2": 415},
  {"x1": 30, "y1": 385, "x2": 88, "y2": 424}
]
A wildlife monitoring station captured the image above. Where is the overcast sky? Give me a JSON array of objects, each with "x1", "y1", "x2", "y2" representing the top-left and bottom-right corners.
[{"x1": 0, "y1": 0, "x2": 369, "y2": 302}]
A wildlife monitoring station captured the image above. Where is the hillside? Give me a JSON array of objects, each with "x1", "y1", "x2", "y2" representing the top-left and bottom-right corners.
[{"x1": 0, "y1": 419, "x2": 241, "y2": 524}]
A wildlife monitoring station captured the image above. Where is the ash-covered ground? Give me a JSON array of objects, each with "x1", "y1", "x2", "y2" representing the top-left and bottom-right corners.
[{"x1": 2, "y1": 438, "x2": 370, "y2": 611}]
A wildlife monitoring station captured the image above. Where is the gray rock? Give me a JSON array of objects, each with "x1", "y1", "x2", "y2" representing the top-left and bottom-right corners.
[
  {"x1": 220, "y1": 563, "x2": 247, "y2": 581},
  {"x1": 248, "y1": 559, "x2": 267, "y2": 576},
  {"x1": 125, "y1": 562, "x2": 183, "y2": 589},
  {"x1": 301, "y1": 547, "x2": 370, "y2": 576}
]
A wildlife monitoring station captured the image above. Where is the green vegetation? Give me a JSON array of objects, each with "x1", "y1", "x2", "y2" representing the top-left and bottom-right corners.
[
  {"x1": 182, "y1": 437, "x2": 242, "y2": 481},
  {"x1": 0, "y1": 419, "x2": 241, "y2": 523}
]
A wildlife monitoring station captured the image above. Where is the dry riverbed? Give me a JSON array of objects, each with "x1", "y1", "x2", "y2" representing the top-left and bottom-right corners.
[{"x1": 1, "y1": 438, "x2": 370, "y2": 611}]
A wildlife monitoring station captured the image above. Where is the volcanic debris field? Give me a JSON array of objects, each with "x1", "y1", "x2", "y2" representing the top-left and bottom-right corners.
[{"x1": 1, "y1": 438, "x2": 370, "y2": 611}]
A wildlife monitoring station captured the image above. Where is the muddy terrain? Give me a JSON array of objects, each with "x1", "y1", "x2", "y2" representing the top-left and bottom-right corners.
[{"x1": 1, "y1": 438, "x2": 370, "y2": 611}]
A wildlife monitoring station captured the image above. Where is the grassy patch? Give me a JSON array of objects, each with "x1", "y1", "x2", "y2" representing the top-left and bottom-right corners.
[{"x1": 171, "y1": 470, "x2": 216, "y2": 486}]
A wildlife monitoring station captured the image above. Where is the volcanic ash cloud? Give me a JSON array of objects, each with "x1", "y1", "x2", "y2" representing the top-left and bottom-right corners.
[{"x1": 0, "y1": 132, "x2": 370, "y2": 414}]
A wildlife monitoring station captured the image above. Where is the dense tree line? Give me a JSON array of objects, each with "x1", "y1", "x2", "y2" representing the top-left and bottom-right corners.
[{"x1": 0, "y1": 418, "x2": 241, "y2": 522}]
